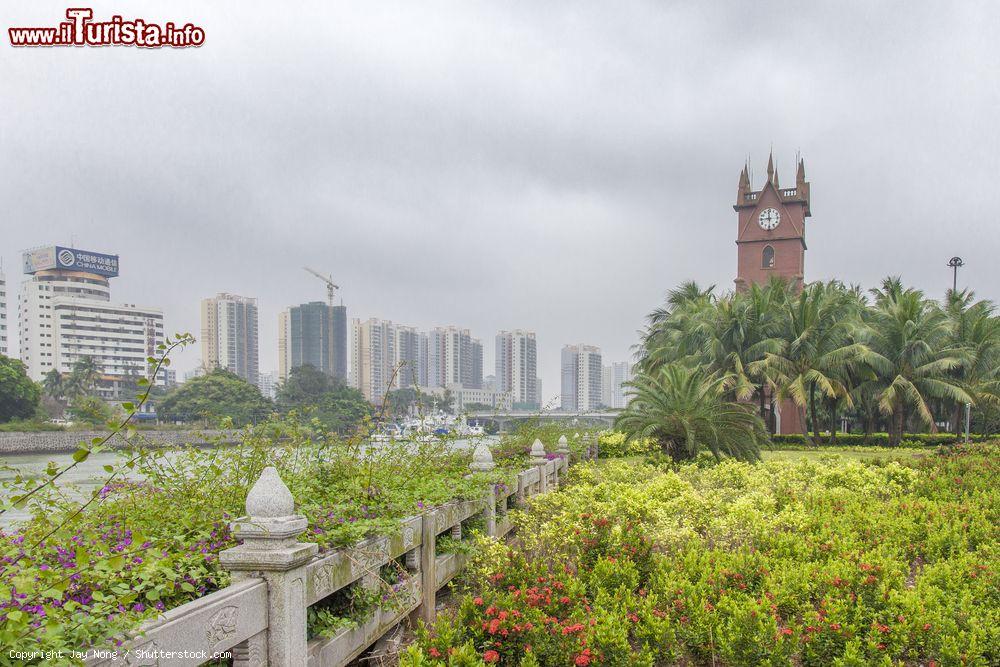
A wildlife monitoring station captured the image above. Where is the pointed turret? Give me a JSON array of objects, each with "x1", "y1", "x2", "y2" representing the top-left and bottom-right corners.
[
  {"x1": 737, "y1": 163, "x2": 750, "y2": 203},
  {"x1": 772, "y1": 168, "x2": 780, "y2": 189},
  {"x1": 796, "y1": 158, "x2": 806, "y2": 184},
  {"x1": 766, "y1": 151, "x2": 774, "y2": 181}
]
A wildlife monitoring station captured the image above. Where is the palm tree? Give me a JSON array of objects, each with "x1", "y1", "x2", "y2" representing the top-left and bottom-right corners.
[
  {"x1": 751, "y1": 281, "x2": 872, "y2": 445},
  {"x1": 66, "y1": 356, "x2": 99, "y2": 398},
  {"x1": 42, "y1": 369, "x2": 66, "y2": 400},
  {"x1": 944, "y1": 289, "x2": 1000, "y2": 434},
  {"x1": 862, "y1": 279, "x2": 972, "y2": 446},
  {"x1": 615, "y1": 364, "x2": 767, "y2": 463},
  {"x1": 638, "y1": 282, "x2": 716, "y2": 373}
]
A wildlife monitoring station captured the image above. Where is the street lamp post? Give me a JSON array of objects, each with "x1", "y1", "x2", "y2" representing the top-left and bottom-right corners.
[{"x1": 948, "y1": 256, "x2": 964, "y2": 294}]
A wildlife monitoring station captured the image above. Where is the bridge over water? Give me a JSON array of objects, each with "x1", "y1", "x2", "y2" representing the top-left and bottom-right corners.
[{"x1": 465, "y1": 410, "x2": 620, "y2": 430}]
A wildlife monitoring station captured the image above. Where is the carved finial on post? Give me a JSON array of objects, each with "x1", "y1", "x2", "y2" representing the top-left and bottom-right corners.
[
  {"x1": 530, "y1": 438, "x2": 547, "y2": 465},
  {"x1": 220, "y1": 466, "x2": 317, "y2": 666},
  {"x1": 470, "y1": 442, "x2": 496, "y2": 472},
  {"x1": 556, "y1": 434, "x2": 570, "y2": 456}
]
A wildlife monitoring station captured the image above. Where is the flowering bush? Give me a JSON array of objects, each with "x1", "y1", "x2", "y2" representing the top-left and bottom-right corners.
[
  {"x1": 0, "y1": 419, "x2": 523, "y2": 658},
  {"x1": 403, "y1": 443, "x2": 999, "y2": 665}
]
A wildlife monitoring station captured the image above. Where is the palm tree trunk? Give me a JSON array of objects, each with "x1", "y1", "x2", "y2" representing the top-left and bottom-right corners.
[
  {"x1": 890, "y1": 405, "x2": 904, "y2": 447},
  {"x1": 828, "y1": 400, "x2": 838, "y2": 444},
  {"x1": 809, "y1": 383, "x2": 820, "y2": 442},
  {"x1": 799, "y1": 405, "x2": 814, "y2": 446}
]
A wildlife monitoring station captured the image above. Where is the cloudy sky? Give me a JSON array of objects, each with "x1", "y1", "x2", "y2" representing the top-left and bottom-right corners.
[{"x1": 3, "y1": 1, "x2": 999, "y2": 401}]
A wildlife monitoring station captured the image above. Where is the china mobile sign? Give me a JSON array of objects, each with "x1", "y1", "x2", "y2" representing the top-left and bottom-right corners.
[{"x1": 9, "y1": 8, "x2": 204, "y2": 47}]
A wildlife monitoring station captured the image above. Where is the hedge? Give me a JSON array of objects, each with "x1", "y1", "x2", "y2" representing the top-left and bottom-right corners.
[{"x1": 767, "y1": 432, "x2": 994, "y2": 448}]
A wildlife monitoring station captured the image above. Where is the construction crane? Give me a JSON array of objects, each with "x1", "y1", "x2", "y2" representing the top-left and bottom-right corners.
[{"x1": 303, "y1": 267, "x2": 340, "y2": 306}]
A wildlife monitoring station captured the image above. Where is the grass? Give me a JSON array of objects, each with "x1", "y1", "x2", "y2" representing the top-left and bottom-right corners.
[
  {"x1": 760, "y1": 447, "x2": 928, "y2": 462},
  {"x1": 598, "y1": 447, "x2": 931, "y2": 467}
]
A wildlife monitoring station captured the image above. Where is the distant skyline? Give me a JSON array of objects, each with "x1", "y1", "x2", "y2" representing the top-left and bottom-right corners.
[{"x1": 3, "y1": 2, "x2": 999, "y2": 399}]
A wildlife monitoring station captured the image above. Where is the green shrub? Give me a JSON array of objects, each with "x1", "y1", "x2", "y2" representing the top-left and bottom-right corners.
[{"x1": 407, "y1": 442, "x2": 1000, "y2": 665}]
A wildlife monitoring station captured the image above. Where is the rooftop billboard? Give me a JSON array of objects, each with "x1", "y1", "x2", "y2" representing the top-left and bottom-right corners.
[{"x1": 23, "y1": 246, "x2": 119, "y2": 277}]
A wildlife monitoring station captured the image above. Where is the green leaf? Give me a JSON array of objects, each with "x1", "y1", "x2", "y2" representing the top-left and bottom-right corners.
[
  {"x1": 137, "y1": 377, "x2": 150, "y2": 386},
  {"x1": 107, "y1": 555, "x2": 124, "y2": 569},
  {"x1": 72, "y1": 448, "x2": 91, "y2": 463},
  {"x1": 122, "y1": 402, "x2": 135, "y2": 412},
  {"x1": 103, "y1": 465, "x2": 114, "y2": 473},
  {"x1": 42, "y1": 588, "x2": 62, "y2": 600}
]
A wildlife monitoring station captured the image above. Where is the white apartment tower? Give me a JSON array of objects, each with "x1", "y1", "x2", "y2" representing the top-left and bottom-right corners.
[
  {"x1": 18, "y1": 246, "x2": 165, "y2": 394},
  {"x1": 201, "y1": 293, "x2": 259, "y2": 385},
  {"x1": 350, "y1": 318, "x2": 396, "y2": 403},
  {"x1": 601, "y1": 361, "x2": 633, "y2": 409},
  {"x1": 560, "y1": 344, "x2": 602, "y2": 412},
  {"x1": 495, "y1": 329, "x2": 538, "y2": 408},
  {"x1": 428, "y1": 326, "x2": 482, "y2": 390}
]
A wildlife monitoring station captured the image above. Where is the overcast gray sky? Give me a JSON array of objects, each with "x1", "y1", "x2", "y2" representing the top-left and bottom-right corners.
[{"x1": 3, "y1": 1, "x2": 999, "y2": 402}]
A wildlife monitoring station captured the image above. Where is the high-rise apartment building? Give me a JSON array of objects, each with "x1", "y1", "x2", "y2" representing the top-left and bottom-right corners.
[
  {"x1": 277, "y1": 301, "x2": 347, "y2": 381},
  {"x1": 257, "y1": 371, "x2": 278, "y2": 400},
  {"x1": 18, "y1": 246, "x2": 165, "y2": 396},
  {"x1": 495, "y1": 329, "x2": 538, "y2": 408},
  {"x1": 350, "y1": 318, "x2": 396, "y2": 403},
  {"x1": 428, "y1": 326, "x2": 481, "y2": 389},
  {"x1": 601, "y1": 361, "x2": 633, "y2": 409},
  {"x1": 201, "y1": 293, "x2": 259, "y2": 385},
  {"x1": 394, "y1": 325, "x2": 423, "y2": 389},
  {"x1": 560, "y1": 344, "x2": 602, "y2": 412},
  {"x1": 0, "y1": 268, "x2": 7, "y2": 356}
]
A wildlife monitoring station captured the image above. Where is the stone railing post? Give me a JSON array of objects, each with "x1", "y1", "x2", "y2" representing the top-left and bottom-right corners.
[
  {"x1": 530, "y1": 438, "x2": 548, "y2": 493},
  {"x1": 417, "y1": 510, "x2": 438, "y2": 624},
  {"x1": 470, "y1": 443, "x2": 498, "y2": 535},
  {"x1": 556, "y1": 434, "x2": 571, "y2": 475},
  {"x1": 221, "y1": 467, "x2": 318, "y2": 666}
]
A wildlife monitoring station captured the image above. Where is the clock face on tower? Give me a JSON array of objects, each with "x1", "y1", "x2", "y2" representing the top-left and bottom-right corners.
[{"x1": 758, "y1": 208, "x2": 780, "y2": 230}]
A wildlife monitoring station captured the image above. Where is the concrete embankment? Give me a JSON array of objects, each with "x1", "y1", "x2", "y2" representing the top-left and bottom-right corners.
[{"x1": 0, "y1": 430, "x2": 228, "y2": 454}]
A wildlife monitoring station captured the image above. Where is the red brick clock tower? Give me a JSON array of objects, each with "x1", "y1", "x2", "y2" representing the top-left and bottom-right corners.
[
  {"x1": 733, "y1": 152, "x2": 812, "y2": 434},
  {"x1": 734, "y1": 152, "x2": 810, "y2": 292}
]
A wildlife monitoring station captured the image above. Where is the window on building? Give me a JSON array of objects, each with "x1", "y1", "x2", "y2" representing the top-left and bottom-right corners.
[{"x1": 762, "y1": 245, "x2": 775, "y2": 269}]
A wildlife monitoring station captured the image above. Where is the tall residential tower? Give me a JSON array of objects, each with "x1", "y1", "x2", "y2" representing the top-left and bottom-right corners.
[
  {"x1": 495, "y1": 330, "x2": 538, "y2": 409},
  {"x1": 201, "y1": 293, "x2": 259, "y2": 385},
  {"x1": 560, "y1": 344, "x2": 602, "y2": 412}
]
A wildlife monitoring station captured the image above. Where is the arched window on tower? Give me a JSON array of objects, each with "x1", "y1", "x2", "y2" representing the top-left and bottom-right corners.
[{"x1": 762, "y1": 245, "x2": 775, "y2": 269}]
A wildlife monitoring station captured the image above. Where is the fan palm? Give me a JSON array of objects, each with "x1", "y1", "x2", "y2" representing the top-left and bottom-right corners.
[{"x1": 615, "y1": 364, "x2": 767, "y2": 462}]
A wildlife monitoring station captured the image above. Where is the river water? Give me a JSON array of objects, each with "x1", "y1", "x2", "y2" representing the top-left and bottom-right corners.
[{"x1": 0, "y1": 436, "x2": 496, "y2": 528}]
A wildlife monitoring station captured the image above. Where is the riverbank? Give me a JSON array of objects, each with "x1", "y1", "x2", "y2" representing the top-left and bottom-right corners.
[{"x1": 0, "y1": 429, "x2": 228, "y2": 454}]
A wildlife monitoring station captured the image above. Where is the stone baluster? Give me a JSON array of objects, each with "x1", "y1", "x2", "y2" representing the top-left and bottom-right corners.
[
  {"x1": 469, "y1": 443, "x2": 498, "y2": 535},
  {"x1": 530, "y1": 438, "x2": 548, "y2": 494},
  {"x1": 556, "y1": 434, "x2": 571, "y2": 475},
  {"x1": 417, "y1": 510, "x2": 438, "y2": 624},
  {"x1": 221, "y1": 467, "x2": 318, "y2": 667}
]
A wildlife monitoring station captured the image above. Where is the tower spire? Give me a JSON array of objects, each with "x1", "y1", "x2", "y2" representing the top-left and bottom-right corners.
[
  {"x1": 796, "y1": 157, "x2": 806, "y2": 184},
  {"x1": 772, "y1": 168, "x2": 780, "y2": 188},
  {"x1": 766, "y1": 151, "x2": 774, "y2": 181}
]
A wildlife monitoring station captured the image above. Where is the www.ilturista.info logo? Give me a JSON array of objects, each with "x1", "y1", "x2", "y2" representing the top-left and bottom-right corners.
[{"x1": 9, "y1": 8, "x2": 204, "y2": 48}]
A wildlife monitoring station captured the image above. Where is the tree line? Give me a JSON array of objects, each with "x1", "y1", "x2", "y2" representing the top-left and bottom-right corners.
[{"x1": 618, "y1": 277, "x2": 999, "y2": 457}]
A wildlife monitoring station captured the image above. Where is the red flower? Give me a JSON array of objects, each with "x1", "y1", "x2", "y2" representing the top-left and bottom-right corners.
[
  {"x1": 923, "y1": 623, "x2": 932, "y2": 631},
  {"x1": 575, "y1": 649, "x2": 593, "y2": 666},
  {"x1": 474, "y1": 597, "x2": 484, "y2": 606},
  {"x1": 560, "y1": 596, "x2": 571, "y2": 604},
  {"x1": 429, "y1": 648, "x2": 441, "y2": 658},
  {"x1": 483, "y1": 650, "x2": 500, "y2": 663}
]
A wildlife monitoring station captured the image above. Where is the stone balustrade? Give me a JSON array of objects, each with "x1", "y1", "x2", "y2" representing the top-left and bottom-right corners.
[{"x1": 83, "y1": 440, "x2": 573, "y2": 666}]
